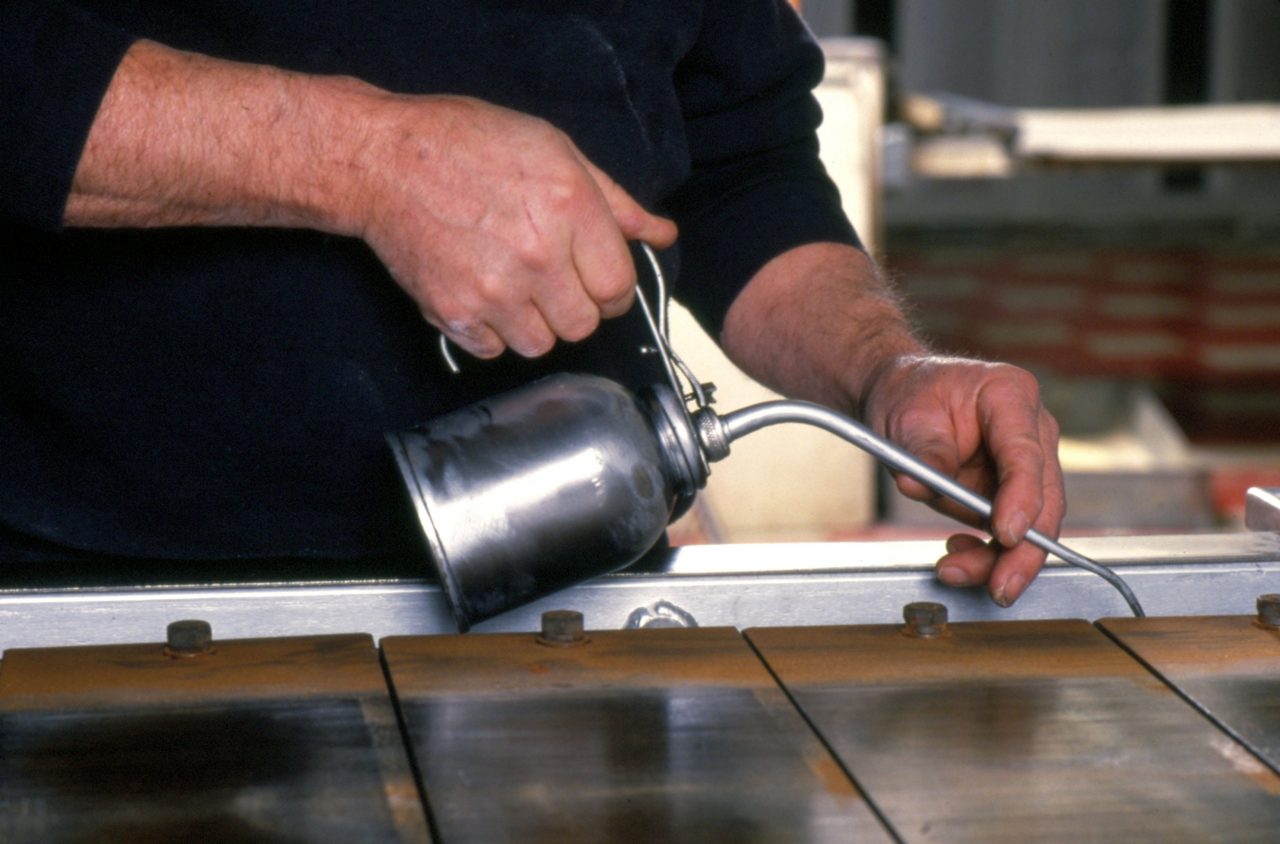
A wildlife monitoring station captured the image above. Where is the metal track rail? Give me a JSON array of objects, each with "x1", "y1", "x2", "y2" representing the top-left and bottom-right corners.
[{"x1": 3, "y1": 532, "x2": 1278, "y2": 651}]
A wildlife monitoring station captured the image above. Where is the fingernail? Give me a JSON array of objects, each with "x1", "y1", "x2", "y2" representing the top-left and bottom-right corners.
[
  {"x1": 994, "y1": 573, "x2": 1027, "y2": 607},
  {"x1": 938, "y1": 566, "x2": 971, "y2": 587},
  {"x1": 1000, "y1": 512, "x2": 1031, "y2": 548}
]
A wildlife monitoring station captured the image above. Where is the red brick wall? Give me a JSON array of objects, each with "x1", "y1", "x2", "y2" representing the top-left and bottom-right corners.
[{"x1": 887, "y1": 243, "x2": 1280, "y2": 444}]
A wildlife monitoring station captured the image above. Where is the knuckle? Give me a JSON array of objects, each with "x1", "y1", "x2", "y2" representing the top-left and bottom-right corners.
[
  {"x1": 993, "y1": 363, "x2": 1042, "y2": 399},
  {"x1": 473, "y1": 270, "x2": 513, "y2": 308},
  {"x1": 439, "y1": 318, "x2": 503, "y2": 359},
  {"x1": 514, "y1": 331, "x2": 555, "y2": 359},
  {"x1": 560, "y1": 310, "x2": 601, "y2": 342},
  {"x1": 601, "y1": 265, "x2": 636, "y2": 301},
  {"x1": 512, "y1": 236, "x2": 555, "y2": 275},
  {"x1": 1041, "y1": 411, "x2": 1062, "y2": 444},
  {"x1": 591, "y1": 263, "x2": 637, "y2": 315},
  {"x1": 542, "y1": 163, "x2": 588, "y2": 211}
]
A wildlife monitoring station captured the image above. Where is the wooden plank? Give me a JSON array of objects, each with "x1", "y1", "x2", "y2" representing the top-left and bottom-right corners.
[
  {"x1": 383, "y1": 626, "x2": 890, "y2": 842},
  {"x1": 0, "y1": 632, "x2": 428, "y2": 842},
  {"x1": 1100, "y1": 614, "x2": 1280, "y2": 773},
  {"x1": 1016, "y1": 104, "x2": 1280, "y2": 163},
  {"x1": 749, "y1": 619, "x2": 1280, "y2": 843}
]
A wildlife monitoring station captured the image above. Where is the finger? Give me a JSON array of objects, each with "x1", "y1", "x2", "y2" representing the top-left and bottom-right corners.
[
  {"x1": 978, "y1": 377, "x2": 1050, "y2": 547},
  {"x1": 890, "y1": 471, "x2": 988, "y2": 530},
  {"x1": 891, "y1": 422, "x2": 962, "y2": 504},
  {"x1": 987, "y1": 423, "x2": 1065, "y2": 605},
  {"x1": 568, "y1": 219, "x2": 637, "y2": 319},
  {"x1": 581, "y1": 158, "x2": 678, "y2": 248},
  {"x1": 934, "y1": 533, "x2": 998, "y2": 588},
  {"x1": 439, "y1": 318, "x2": 505, "y2": 360},
  {"x1": 986, "y1": 534, "x2": 1050, "y2": 607},
  {"x1": 532, "y1": 283, "x2": 601, "y2": 343},
  {"x1": 486, "y1": 304, "x2": 557, "y2": 359}
]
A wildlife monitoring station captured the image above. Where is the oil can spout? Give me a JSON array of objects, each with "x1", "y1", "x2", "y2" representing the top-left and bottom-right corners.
[{"x1": 699, "y1": 399, "x2": 1146, "y2": 618}]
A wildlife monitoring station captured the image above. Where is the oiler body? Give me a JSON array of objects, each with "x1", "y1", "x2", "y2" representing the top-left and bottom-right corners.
[{"x1": 387, "y1": 374, "x2": 705, "y2": 630}]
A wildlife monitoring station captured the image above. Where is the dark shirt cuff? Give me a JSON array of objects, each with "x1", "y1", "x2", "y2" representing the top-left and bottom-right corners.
[
  {"x1": 669, "y1": 137, "x2": 862, "y2": 338},
  {"x1": 1, "y1": 1, "x2": 135, "y2": 230}
]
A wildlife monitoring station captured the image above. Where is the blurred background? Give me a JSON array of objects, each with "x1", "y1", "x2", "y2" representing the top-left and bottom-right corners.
[{"x1": 670, "y1": 0, "x2": 1280, "y2": 545}]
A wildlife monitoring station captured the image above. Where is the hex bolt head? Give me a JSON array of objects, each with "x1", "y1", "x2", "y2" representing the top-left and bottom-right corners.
[
  {"x1": 902, "y1": 601, "x2": 949, "y2": 638},
  {"x1": 538, "y1": 610, "x2": 587, "y2": 647},
  {"x1": 165, "y1": 619, "x2": 214, "y2": 658},
  {"x1": 1257, "y1": 594, "x2": 1280, "y2": 630}
]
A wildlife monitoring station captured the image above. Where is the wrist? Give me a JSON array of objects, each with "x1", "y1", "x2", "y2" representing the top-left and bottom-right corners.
[
  {"x1": 274, "y1": 73, "x2": 389, "y2": 238},
  {"x1": 851, "y1": 349, "x2": 930, "y2": 426},
  {"x1": 722, "y1": 242, "x2": 929, "y2": 417}
]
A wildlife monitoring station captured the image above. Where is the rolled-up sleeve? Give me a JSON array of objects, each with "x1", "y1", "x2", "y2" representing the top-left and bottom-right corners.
[
  {"x1": 1, "y1": 1, "x2": 135, "y2": 230},
  {"x1": 668, "y1": 0, "x2": 861, "y2": 337}
]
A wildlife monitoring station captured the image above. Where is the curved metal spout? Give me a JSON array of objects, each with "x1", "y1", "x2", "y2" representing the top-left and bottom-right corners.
[{"x1": 714, "y1": 400, "x2": 1146, "y2": 617}]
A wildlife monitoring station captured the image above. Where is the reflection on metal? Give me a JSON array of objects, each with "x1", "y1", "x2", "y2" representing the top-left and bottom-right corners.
[
  {"x1": 1100, "y1": 614, "x2": 1280, "y2": 775},
  {"x1": 1246, "y1": 487, "x2": 1280, "y2": 532},
  {"x1": 624, "y1": 600, "x2": 699, "y2": 630},
  {"x1": 749, "y1": 620, "x2": 1280, "y2": 840},
  {"x1": 381, "y1": 626, "x2": 889, "y2": 842},
  {"x1": 0, "y1": 633, "x2": 429, "y2": 841}
]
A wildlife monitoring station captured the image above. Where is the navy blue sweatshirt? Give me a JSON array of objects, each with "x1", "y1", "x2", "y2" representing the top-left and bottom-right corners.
[{"x1": 0, "y1": 0, "x2": 858, "y2": 567}]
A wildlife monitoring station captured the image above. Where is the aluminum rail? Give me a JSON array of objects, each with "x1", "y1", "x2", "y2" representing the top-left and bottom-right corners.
[{"x1": 3, "y1": 532, "x2": 1278, "y2": 652}]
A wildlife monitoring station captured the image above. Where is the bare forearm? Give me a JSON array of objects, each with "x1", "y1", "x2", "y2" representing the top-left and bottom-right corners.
[
  {"x1": 719, "y1": 242, "x2": 927, "y2": 418},
  {"x1": 65, "y1": 39, "x2": 371, "y2": 232},
  {"x1": 63, "y1": 39, "x2": 674, "y2": 359},
  {"x1": 724, "y1": 241, "x2": 1066, "y2": 607}
]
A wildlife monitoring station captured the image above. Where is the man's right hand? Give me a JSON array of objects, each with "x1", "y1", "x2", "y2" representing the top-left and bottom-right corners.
[
  {"x1": 65, "y1": 40, "x2": 675, "y2": 358},
  {"x1": 347, "y1": 94, "x2": 676, "y2": 359}
]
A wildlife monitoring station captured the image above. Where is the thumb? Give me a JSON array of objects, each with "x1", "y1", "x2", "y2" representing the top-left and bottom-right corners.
[{"x1": 582, "y1": 159, "x2": 677, "y2": 248}]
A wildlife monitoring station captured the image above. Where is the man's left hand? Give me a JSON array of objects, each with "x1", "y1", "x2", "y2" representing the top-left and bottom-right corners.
[
  {"x1": 720, "y1": 242, "x2": 1065, "y2": 606},
  {"x1": 860, "y1": 354, "x2": 1064, "y2": 606}
]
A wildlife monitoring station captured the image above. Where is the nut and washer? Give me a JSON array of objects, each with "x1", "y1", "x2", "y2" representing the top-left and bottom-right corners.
[
  {"x1": 164, "y1": 619, "x2": 215, "y2": 658},
  {"x1": 537, "y1": 610, "x2": 588, "y2": 647},
  {"x1": 902, "y1": 601, "x2": 949, "y2": 638},
  {"x1": 1257, "y1": 594, "x2": 1280, "y2": 631}
]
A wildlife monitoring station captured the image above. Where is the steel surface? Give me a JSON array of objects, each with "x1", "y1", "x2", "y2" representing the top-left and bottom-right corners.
[
  {"x1": 383, "y1": 626, "x2": 890, "y2": 842},
  {"x1": 4, "y1": 532, "x2": 1279, "y2": 651},
  {"x1": 1246, "y1": 487, "x2": 1280, "y2": 531},
  {"x1": 1100, "y1": 614, "x2": 1280, "y2": 774},
  {"x1": 748, "y1": 619, "x2": 1280, "y2": 842},
  {"x1": 0, "y1": 634, "x2": 428, "y2": 842}
]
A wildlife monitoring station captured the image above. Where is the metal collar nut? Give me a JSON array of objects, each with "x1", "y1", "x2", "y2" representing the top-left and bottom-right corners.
[
  {"x1": 1257, "y1": 594, "x2": 1280, "y2": 631},
  {"x1": 537, "y1": 610, "x2": 589, "y2": 647},
  {"x1": 164, "y1": 619, "x2": 215, "y2": 658},
  {"x1": 902, "y1": 602, "x2": 949, "y2": 638}
]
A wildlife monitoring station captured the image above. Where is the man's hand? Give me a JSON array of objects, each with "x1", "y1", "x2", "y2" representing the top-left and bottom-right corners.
[
  {"x1": 350, "y1": 95, "x2": 675, "y2": 358},
  {"x1": 859, "y1": 355, "x2": 1064, "y2": 606},
  {"x1": 64, "y1": 40, "x2": 675, "y2": 358},
  {"x1": 720, "y1": 242, "x2": 1065, "y2": 606}
]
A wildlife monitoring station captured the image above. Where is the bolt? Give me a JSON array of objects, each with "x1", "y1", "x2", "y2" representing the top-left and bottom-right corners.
[
  {"x1": 902, "y1": 601, "x2": 949, "y2": 638},
  {"x1": 537, "y1": 610, "x2": 587, "y2": 647},
  {"x1": 165, "y1": 619, "x2": 214, "y2": 658},
  {"x1": 1257, "y1": 594, "x2": 1280, "y2": 630}
]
